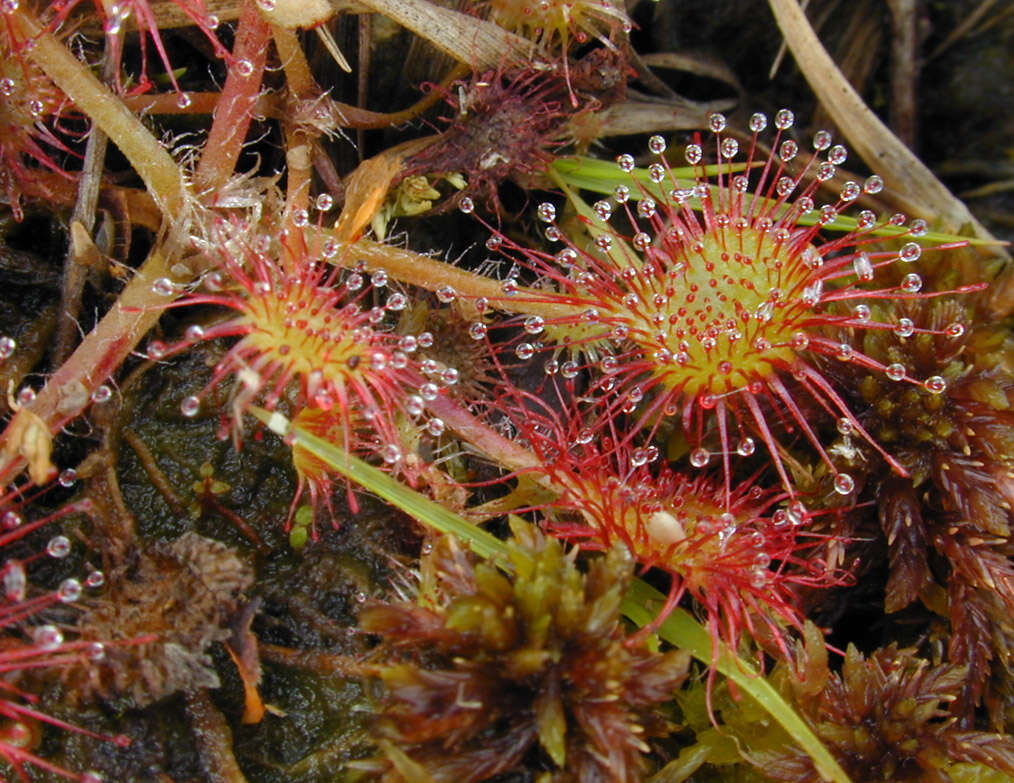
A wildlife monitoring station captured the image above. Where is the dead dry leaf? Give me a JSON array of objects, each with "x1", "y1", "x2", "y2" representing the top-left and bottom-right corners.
[{"x1": 768, "y1": 0, "x2": 1004, "y2": 248}]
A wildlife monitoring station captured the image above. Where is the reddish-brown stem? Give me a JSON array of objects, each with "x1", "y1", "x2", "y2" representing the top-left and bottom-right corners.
[
  {"x1": 424, "y1": 395, "x2": 542, "y2": 476},
  {"x1": 0, "y1": 247, "x2": 177, "y2": 485},
  {"x1": 194, "y1": 0, "x2": 272, "y2": 194},
  {"x1": 123, "y1": 91, "x2": 234, "y2": 115}
]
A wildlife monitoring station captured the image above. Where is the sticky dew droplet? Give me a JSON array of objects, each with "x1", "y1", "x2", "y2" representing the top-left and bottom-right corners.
[
  {"x1": 924, "y1": 375, "x2": 946, "y2": 394},
  {"x1": 90, "y1": 385, "x2": 113, "y2": 403},
  {"x1": 58, "y1": 578, "x2": 82, "y2": 602},
  {"x1": 147, "y1": 340, "x2": 168, "y2": 360},
  {"x1": 901, "y1": 273, "x2": 922, "y2": 293},
  {"x1": 537, "y1": 202, "x2": 556, "y2": 222},
  {"x1": 181, "y1": 396, "x2": 201, "y2": 417},
  {"x1": 690, "y1": 448, "x2": 710, "y2": 468},
  {"x1": 894, "y1": 318, "x2": 915, "y2": 338},
  {"x1": 152, "y1": 278, "x2": 176, "y2": 296},
  {"x1": 885, "y1": 363, "x2": 906, "y2": 381},
  {"x1": 833, "y1": 473, "x2": 855, "y2": 495},
  {"x1": 33, "y1": 625, "x2": 63, "y2": 650},
  {"x1": 749, "y1": 112, "x2": 767, "y2": 132},
  {"x1": 85, "y1": 570, "x2": 105, "y2": 588},
  {"x1": 899, "y1": 242, "x2": 922, "y2": 262},
  {"x1": 47, "y1": 536, "x2": 72, "y2": 558}
]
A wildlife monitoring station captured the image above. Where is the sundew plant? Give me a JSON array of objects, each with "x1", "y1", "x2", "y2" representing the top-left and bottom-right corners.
[{"x1": 0, "y1": 0, "x2": 1012, "y2": 781}]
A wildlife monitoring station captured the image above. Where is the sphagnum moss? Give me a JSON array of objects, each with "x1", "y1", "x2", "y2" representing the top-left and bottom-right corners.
[{"x1": 356, "y1": 521, "x2": 689, "y2": 783}]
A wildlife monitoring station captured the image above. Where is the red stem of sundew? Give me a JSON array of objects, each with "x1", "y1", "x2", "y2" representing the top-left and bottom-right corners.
[
  {"x1": 194, "y1": 0, "x2": 271, "y2": 194},
  {"x1": 424, "y1": 394, "x2": 545, "y2": 477}
]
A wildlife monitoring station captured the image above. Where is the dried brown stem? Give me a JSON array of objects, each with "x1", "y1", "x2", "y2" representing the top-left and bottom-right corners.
[
  {"x1": 887, "y1": 0, "x2": 918, "y2": 150},
  {"x1": 54, "y1": 29, "x2": 121, "y2": 367},
  {"x1": 768, "y1": 0, "x2": 999, "y2": 242}
]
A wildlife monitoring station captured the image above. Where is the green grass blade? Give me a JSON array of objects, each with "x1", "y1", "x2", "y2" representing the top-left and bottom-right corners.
[
  {"x1": 624, "y1": 579, "x2": 851, "y2": 783},
  {"x1": 253, "y1": 407, "x2": 507, "y2": 561},
  {"x1": 254, "y1": 407, "x2": 853, "y2": 783}
]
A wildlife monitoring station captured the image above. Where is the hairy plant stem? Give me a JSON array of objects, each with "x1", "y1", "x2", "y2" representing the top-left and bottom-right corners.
[
  {"x1": 424, "y1": 395, "x2": 544, "y2": 476},
  {"x1": 338, "y1": 235, "x2": 585, "y2": 321},
  {"x1": 0, "y1": 246, "x2": 177, "y2": 485},
  {"x1": 274, "y1": 26, "x2": 316, "y2": 236},
  {"x1": 14, "y1": 6, "x2": 185, "y2": 219},
  {"x1": 194, "y1": 0, "x2": 272, "y2": 193},
  {"x1": 0, "y1": 2, "x2": 273, "y2": 484}
]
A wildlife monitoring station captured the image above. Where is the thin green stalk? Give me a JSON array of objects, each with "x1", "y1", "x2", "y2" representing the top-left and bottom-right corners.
[{"x1": 552, "y1": 156, "x2": 996, "y2": 247}]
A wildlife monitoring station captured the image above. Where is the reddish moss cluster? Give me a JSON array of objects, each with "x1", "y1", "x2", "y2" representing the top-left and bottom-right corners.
[
  {"x1": 758, "y1": 644, "x2": 1014, "y2": 783},
  {"x1": 357, "y1": 522, "x2": 689, "y2": 782}
]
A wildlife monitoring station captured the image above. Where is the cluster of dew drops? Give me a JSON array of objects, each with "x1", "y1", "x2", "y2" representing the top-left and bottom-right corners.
[
  {"x1": 0, "y1": 492, "x2": 127, "y2": 782},
  {"x1": 449, "y1": 114, "x2": 973, "y2": 499},
  {"x1": 0, "y1": 342, "x2": 123, "y2": 776}
]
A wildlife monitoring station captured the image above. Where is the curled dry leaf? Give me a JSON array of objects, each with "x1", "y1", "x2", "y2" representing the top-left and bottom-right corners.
[
  {"x1": 356, "y1": 0, "x2": 530, "y2": 70},
  {"x1": 334, "y1": 136, "x2": 438, "y2": 242},
  {"x1": 1, "y1": 406, "x2": 56, "y2": 486}
]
